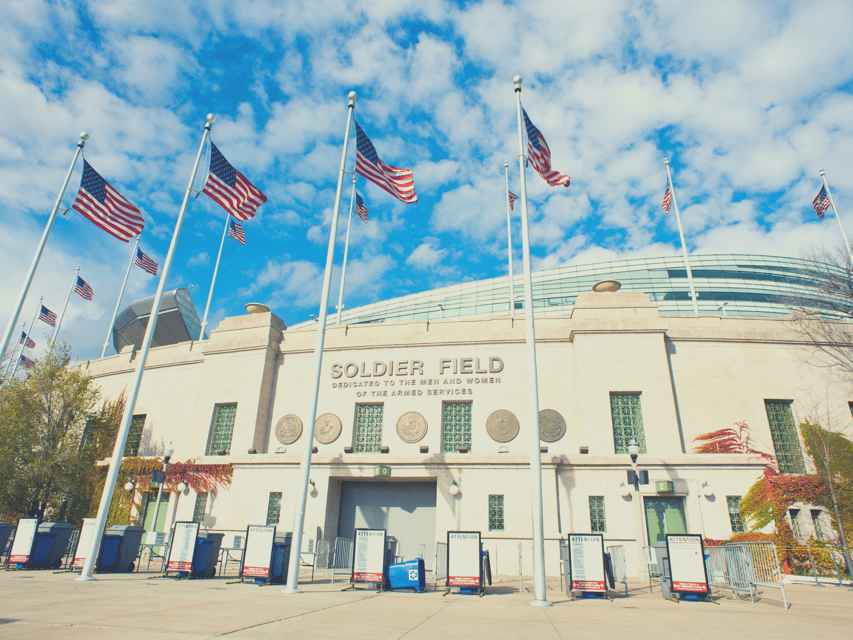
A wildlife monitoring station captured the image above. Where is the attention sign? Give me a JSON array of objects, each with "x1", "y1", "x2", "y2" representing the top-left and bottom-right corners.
[
  {"x1": 666, "y1": 534, "x2": 710, "y2": 594},
  {"x1": 352, "y1": 528, "x2": 386, "y2": 583},
  {"x1": 72, "y1": 519, "x2": 97, "y2": 569},
  {"x1": 8, "y1": 518, "x2": 38, "y2": 565},
  {"x1": 568, "y1": 534, "x2": 606, "y2": 592},
  {"x1": 242, "y1": 525, "x2": 276, "y2": 579},
  {"x1": 167, "y1": 522, "x2": 200, "y2": 573},
  {"x1": 447, "y1": 531, "x2": 481, "y2": 587}
]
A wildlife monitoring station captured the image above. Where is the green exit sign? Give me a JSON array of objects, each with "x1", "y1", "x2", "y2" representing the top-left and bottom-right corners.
[
  {"x1": 373, "y1": 465, "x2": 391, "y2": 478},
  {"x1": 655, "y1": 481, "x2": 674, "y2": 493}
]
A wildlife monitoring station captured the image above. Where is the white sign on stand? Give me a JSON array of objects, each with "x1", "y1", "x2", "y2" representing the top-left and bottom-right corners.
[
  {"x1": 666, "y1": 534, "x2": 710, "y2": 594},
  {"x1": 568, "y1": 534, "x2": 606, "y2": 592},
  {"x1": 8, "y1": 518, "x2": 39, "y2": 565},
  {"x1": 241, "y1": 525, "x2": 276, "y2": 579},
  {"x1": 352, "y1": 528, "x2": 386, "y2": 583},
  {"x1": 167, "y1": 522, "x2": 200, "y2": 573},
  {"x1": 72, "y1": 519, "x2": 97, "y2": 569},
  {"x1": 447, "y1": 531, "x2": 481, "y2": 587}
]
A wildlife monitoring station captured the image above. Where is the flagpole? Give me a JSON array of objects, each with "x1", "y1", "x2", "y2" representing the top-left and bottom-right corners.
[
  {"x1": 335, "y1": 172, "x2": 357, "y2": 325},
  {"x1": 10, "y1": 297, "x2": 42, "y2": 379},
  {"x1": 513, "y1": 76, "x2": 550, "y2": 607},
  {"x1": 199, "y1": 211, "x2": 231, "y2": 339},
  {"x1": 284, "y1": 91, "x2": 357, "y2": 594},
  {"x1": 101, "y1": 236, "x2": 140, "y2": 358},
  {"x1": 49, "y1": 266, "x2": 80, "y2": 352},
  {"x1": 664, "y1": 158, "x2": 700, "y2": 315},
  {"x1": 2, "y1": 322, "x2": 25, "y2": 378},
  {"x1": 504, "y1": 161, "x2": 516, "y2": 318},
  {"x1": 0, "y1": 133, "x2": 88, "y2": 381},
  {"x1": 820, "y1": 170, "x2": 853, "y2": 266},
  {"x1": 77, "y1": 114, "x2": 215, "y2": 582}
]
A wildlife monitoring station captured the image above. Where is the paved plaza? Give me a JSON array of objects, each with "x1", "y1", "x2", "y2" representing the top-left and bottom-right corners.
[{"x1": 0, "y1": 569, "x2": 850, "y2": 639}]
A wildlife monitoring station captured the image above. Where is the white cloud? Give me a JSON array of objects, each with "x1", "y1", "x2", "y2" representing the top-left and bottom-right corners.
[{"x1": 407, "y1": 238, "x2": 448, "y2": 268}]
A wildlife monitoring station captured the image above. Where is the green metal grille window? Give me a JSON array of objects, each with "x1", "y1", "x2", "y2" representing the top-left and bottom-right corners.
[
  {"x1": 354, "y1": 404, "x2": 383, "y2": 453},
  {"x1": 124, "y1": 414, "x2": 146, "y2": 457},
  {"x1": 488, "y1": 495, "x2": 504, "y2": 531},
  {"x1": 764, "y1": 401, "x2": 805, "y2": 474},
  {"x1": 811, "y1": 509, "x2": 824, "y2": 540},
  {"x1": 727, "y1": 496, "x2": 745, "y2": 534},
  {"x1": 610, "y1": 393, "x2": 647, "y2": 454},
  {"x1": 442, "y1": 402, "x2": 472, "y2": 452},
  {"x1": 589, "y1": 496, "x2": 606, "y2": 533},
  {"x1": 266, "y1": 492, "x2": 282, "y2": 526},
  {"x1": 208, "y1": 404, "x2": 237, "y2": 455},
  {"x1": 193, "y1": 493, "x2": 208, "y2": 523},
  {"x1": 789, "y1": 508, "x2": 802, "y2": 539}
]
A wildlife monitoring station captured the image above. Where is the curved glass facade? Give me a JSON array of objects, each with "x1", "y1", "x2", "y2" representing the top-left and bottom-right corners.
[{"x1": 291, "y1": 254, "x2": 852, "y2": 328}]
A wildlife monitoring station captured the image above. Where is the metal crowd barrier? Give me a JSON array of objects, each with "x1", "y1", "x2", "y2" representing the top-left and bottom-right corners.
[
  {"x1": 706, "y1": 542, "x2": 788, "y2": 609},
  {"x1": 329, "y1": 537, "x2": 353, "y2": 583},
  {"x1": 434, "y1": 542, "x2": 447, "y2": 586},
  {"x1": 606, "y1": 545, "x2": 628, "y2": 595}
]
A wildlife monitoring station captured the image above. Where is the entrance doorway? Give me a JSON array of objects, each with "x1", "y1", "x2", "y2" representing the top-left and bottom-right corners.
[
  {"x1": 142, "y1": 492, "x2": 170, "y2": 532},
  {"x1": 339, "y1": 481, "x2": 437, "y2": 569},
  {"x1": 644, "y1": 496, "x2": 687, "y2": 545}
]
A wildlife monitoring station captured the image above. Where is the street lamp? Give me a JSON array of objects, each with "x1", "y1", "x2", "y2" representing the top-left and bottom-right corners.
[
  {"x1": 149, "y1": 443, "x2": 173, "y2": 534},
  {"x1": 628, "y1": 438, "x2": 641, "y2": 489}
]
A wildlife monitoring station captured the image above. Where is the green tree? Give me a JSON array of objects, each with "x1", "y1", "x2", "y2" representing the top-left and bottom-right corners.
[{"x1": 0, "y1": 344, "x2": 120, "y2": 524}]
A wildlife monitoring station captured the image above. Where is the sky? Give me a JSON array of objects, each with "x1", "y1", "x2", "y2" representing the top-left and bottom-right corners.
[{"x1": 2, "y1": 0, "x2": 853, "y2": 364}]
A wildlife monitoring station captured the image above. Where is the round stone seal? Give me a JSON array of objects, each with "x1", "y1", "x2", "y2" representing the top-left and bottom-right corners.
[
  {"x1": 275, "y1": 414, "x2": 303, "y2": 444},
  {"x1": 396, "y1": 411, "x2": 427, "y2": 443},
  {"x1": 539, "y1": 409, "x2": 566, "y2": 442},
  {"x1": 314, "y1": 413, "x2": 342, "y2": 444},
  {"x1": 486, "y1": 410, "x2": 519, "y2": 443}
]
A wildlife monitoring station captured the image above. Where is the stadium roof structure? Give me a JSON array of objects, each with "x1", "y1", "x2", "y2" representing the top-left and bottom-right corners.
[
  {"x1": 112, "y1": 288, "x2": 202, "y2": 354},
  {"x1": 290, "y1": 254, "x2": 853, "y2": 328}
]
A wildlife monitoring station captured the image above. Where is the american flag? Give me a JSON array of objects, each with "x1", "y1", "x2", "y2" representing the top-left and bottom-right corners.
[
  {"x1": 19, "y1": 354, "x2": 35, "y2": 369},
  {"x1": 355, "y1": 193, "x2": 369, "y2": 223},
  {"x1": 71, "y1": 160, "x2": 146, "y2": 242},
  {"x1": 813, "y1": 185, "x2": 831, "y2": 220},
  {"x1": 74, "y1": 276, "x2": 94, "y2": 300},
  {"x1": 522, "y1": 109, "x2": 570, "y2": 188},
  {"x1": 354, "y1": 120, "x2": 417, "y2": 203},
  {"x1": 19, "y1": 332, "x2": 35, "y2": 349},
  {"x1": 508, "y1": 191, "x2": 519, "y2": 211},
  {"x1": 135, "y1": 248, "x2": 158, "y2": 276},
  {"x1": 202, "y1": 143, "x2": 267, "y2": 221},
  {"x1": 662, "y1": 182, "x2": 672, "y2": 214},
  {"x1": 228, "y1": 218, "x2": 246, "y2": 245},
  {"x1": 39, "y1": 305, "x2": 57, "y2": 327}
]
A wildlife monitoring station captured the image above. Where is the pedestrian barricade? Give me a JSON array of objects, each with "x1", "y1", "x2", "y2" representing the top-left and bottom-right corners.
[
  {"x1": 329, "y1": 536, "x2": 353, "y2": 583},
  {"x1": 706, "y1": 542, "x2": 788, "y2": 609},
  {"x1": 434, "y1": 542, "x2": 448, "y2": 587},
  {"x1": 606, "y1": 545, "x2": 628, "y2": 595}
]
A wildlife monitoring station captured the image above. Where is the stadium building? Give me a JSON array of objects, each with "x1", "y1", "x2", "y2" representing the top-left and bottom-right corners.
[{"x1": 82, "y1": 254, "x2": 853, "y2": 578}]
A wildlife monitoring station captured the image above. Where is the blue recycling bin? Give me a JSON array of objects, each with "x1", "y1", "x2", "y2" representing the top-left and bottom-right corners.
[
  {"x1": 30, "y1": 533, "x2": 56, "y2": 568},
  {"x1": 191, "y1": 539, "x2": 216, "y2": 578},
  {"x1": 268, "y1": 542, "x2": 291, "y2": 584},
  {"x1": 97, "y1": 535, "x2": 122, "y2": 572},
  {"x1": 387, "y1": 559, "x2": 426, "y2": 592}
]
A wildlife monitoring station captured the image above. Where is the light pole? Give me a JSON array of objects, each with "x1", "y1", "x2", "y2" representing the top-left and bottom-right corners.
[
  {"x1": 150, "y1": 444, "x2": 173, "y2": 534},
  {"x1": 627, "y1": 438, "x2": 648, "y2": 571}
]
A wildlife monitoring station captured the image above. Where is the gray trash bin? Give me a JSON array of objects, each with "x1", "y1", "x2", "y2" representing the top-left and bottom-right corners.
[
  {"x1": 37, "y1": 523, "x2": 76, "y2": 569},
  {"x1": 105, "y1": 525, "x2": 145, "y2": 573}
]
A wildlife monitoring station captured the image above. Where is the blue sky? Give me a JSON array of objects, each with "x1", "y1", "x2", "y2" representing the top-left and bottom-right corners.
[{"x1": 3, "y1": 0, "x2": 853, "y2": 362}]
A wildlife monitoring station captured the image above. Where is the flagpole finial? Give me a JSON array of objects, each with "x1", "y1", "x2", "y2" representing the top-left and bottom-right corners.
[
  {"x1": 505, "y1": 160, "x2": 508, "y2": 168},
  {"x1": 513, "y1": 75, "x2": 522, "y2": 92},
  {"x1": 664, "y1": 157, "x2": 669, "y2": 166},
  {"x1": 207, "y1": 114, "x2": 216, "y2": 123},
  {"x1": 348, "y1": 91, "x2": 357, "y2": 106},
  {"x1": 80, "y1": 132, "x2": 89, "y2": 141},
  {"x1": 820, "y1": 169, "x2": 825, "y2": 177}
]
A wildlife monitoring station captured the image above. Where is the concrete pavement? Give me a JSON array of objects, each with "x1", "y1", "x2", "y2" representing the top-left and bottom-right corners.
[{"x1": 0, "y1": 570, "x2": 850, "y2": 639}]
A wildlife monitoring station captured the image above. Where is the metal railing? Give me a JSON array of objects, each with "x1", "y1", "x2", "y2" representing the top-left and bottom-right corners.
[
  {"x1": 329, "y1": 537, "x2": 353, "y2": 583},
  {"x1": 434, "y1": 542, "x2": 447, "y2": 586},
  {"x1": 707, "y1": 541, "x2": 788, "y2": 609}
]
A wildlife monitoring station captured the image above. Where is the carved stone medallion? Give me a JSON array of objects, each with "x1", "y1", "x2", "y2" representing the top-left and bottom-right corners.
[
  {"x1": 275, "y1": 414, "x2": 303, "y2": 444},
  {"x1": 486, "y1": 409, "x2": 519, "y2": 443},
  {"x1": 396, "y1": 411, "x2": 428, "y2": 443},
  {"x1": 539, "y1": 409, "x2": 566, "y2": 443},
  {"x1": 314, "y1": 413, "x2": 342, "y2": 444}
]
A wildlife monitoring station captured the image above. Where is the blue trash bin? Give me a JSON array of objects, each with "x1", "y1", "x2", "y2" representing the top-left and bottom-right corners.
[
  {"x1": 97, "y1": 535, "x2": 122, "y2": 572},
  {"x1": 191, "y1": 539, "x2": 215, "y2": 578},
  {"x1": 268, "y1": 542, "x2": 291, "y2": 584},
  {"x1": 30, "y1": 533, "x2": 56, "y2": 568},
  {"x1": 387, "y1": 559, "x2": 426, "y2": 592}
]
